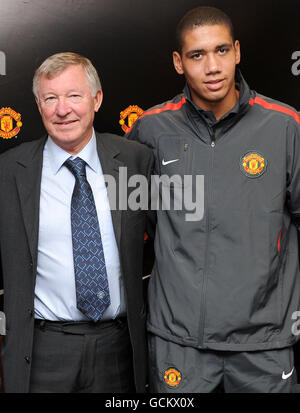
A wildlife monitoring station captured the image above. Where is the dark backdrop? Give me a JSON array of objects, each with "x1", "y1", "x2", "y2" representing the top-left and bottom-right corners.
[{"x1": 0, "y1": 0, "x2": 299, "y2": 152}]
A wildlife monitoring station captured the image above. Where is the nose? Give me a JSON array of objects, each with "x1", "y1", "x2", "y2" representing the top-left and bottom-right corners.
[
  {"x1": 205, "y1": 53, "x2": 220, "y2": 75},
  {"x1": 55, "y1": 98, "x2": 72, "y2": 117}
]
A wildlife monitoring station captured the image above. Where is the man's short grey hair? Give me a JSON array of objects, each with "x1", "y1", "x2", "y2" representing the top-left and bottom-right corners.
[{"x1": 33, "y1": 52, "x2": 102, "y2": 99}]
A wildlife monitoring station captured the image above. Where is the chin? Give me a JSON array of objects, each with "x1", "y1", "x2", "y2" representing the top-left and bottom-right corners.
[
  {"x1": 201, "y1": 96, "x2": 224, "y2": 105},
  {"x1": 52, "y1": 136, "x2": 77, "y2": 147}
]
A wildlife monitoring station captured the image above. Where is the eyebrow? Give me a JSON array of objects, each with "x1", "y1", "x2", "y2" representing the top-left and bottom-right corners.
[
  {"x1": 41, "y1": 89, "x2": 83, "y2": 97},
  {"x1": 186, "y1": 43, "x2": 233, "y2": 57}
]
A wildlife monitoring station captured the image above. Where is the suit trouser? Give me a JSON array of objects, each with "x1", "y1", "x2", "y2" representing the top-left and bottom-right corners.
[
  {"x1": 148, "y1": 333, "x2": 296, "y2": 393},
  {"x1": 29, "y1": 318, "x2": 135, "y2": 393}
]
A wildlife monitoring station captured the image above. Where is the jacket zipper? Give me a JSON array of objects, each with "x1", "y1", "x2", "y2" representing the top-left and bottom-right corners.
[
  {"x1": 198, "y1": 130, "x2": 216, "y2": 348},
  {"x1": 211, "y1": 134, "x2": 216, "y2": 148}
]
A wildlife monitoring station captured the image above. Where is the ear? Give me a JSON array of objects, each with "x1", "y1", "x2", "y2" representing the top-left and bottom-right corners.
[
  {"x1": 173, "y1": 51, "x2": 185, "y2": 75},
  {"x1": 94, "y1": 90, "x2": 103, "y2": 112},
  {"x1": 234, "y1": 40, "x2": 241, "y2": 65}
]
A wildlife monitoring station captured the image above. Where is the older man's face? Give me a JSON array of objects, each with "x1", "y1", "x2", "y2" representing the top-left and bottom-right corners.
[{"x1": 36, "y1": 64, "x2": 102, "y2": 154}]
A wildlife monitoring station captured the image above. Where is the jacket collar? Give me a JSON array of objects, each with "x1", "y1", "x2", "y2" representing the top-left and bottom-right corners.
[
  {"x1": 183, "y1": 69, "x2": 255, "y2": 125},
  {"x1": 15, "y1": 137, "x2": 46, "y2": 268}
]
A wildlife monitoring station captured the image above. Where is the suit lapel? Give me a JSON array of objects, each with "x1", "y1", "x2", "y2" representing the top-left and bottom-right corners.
[
  {"x1": 15, "y1": 138, "x2": 46, "y2": 269},
  {"x1": 96, "y1": 133, "x2": 124, "y2": 250},
  {"x1": 14, "y1": 134, "x2": 124, "y2": 266}
]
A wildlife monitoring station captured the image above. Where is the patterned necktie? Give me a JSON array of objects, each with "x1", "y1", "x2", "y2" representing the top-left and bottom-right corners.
[{"x1": 64, "y1": 157, "x2": 110, "y2": 322}]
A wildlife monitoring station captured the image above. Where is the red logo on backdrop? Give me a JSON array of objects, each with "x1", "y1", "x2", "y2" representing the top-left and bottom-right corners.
[
  {"x1": 0, "y1": 107, "x2": 22, "y2": 139},
  {"x1": 119, "y1": 105, "x2": 143, "y2": 133}
]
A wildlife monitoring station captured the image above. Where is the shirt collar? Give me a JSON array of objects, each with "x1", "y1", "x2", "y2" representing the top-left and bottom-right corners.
[{"x1": 46, "y1": 129, "x2": 99, "y2": 175}]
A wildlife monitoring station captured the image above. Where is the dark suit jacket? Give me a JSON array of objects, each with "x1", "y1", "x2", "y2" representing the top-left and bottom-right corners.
[{"x1": 0, "y1": 132, "x2": 155, "y2": 393}]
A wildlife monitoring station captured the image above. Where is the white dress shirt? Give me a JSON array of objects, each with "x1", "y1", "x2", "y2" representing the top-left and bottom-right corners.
[{"x1": 34, "y1": 131, "x2": 125, "y2": 321}]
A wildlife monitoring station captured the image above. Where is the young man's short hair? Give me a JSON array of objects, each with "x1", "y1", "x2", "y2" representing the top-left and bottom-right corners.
[{"x1": 176, "y1": 6, "x2": 235, "y2": 53}]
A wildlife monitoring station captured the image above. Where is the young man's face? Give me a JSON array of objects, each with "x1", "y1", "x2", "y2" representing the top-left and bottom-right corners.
[{"x1": 173, "y1": 24, "x2": 240, "y2": 117}]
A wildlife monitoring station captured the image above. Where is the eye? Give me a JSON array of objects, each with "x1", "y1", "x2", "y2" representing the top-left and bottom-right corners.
[
  {"x1": 218, "y1": 48, "x2": 228, "y2": 55},
  {"x1": 44, "y1": 96, "x2": 56, "y2": 103},
  {"x1": 69, "y1": 94, "x2": 82, "y2": 101},
  {"x1": 192, "y1": 52, "x2": 202, "y2": 60}
]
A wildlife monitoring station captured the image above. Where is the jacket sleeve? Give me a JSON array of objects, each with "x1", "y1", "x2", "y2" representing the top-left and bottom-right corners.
[
  {"x1": 126, "y1": 119, "x2": 141, "y2": 143},
  {"x1": 286, "y1": 118, "x2": 300, "y2": 228},
  {"x1": 126, "y1": 118, "x2": 157, "y2": 150},
  {"x1": 143, "y1": 150, "x2": 156, "y2": 277},
  {"x1": 128, "y1": 123, "x2": 157, "y2": 275},
  {"x1": 127, "y1": 116, "x2": 158, "y2": 249},
  {"x1": 127, "y1": 119, "x2": 157, "y2": 237}
]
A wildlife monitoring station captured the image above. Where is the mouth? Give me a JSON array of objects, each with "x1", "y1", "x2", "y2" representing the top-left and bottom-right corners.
[
  {"x1": 205, "y1": 79, "x2": 225, "y2": 91},
  {"x1": 54, "y1": 120, "x2": 78, "y2": 127}
]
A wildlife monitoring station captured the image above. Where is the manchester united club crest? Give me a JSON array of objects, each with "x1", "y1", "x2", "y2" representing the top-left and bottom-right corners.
[
  {"x1": 119, "y1": 105, "x2": 143, "y2": 133},
  {"x1": 0, "y1": 107, "x2": 22, "y2": 139},
  {"x1": 240, "y1": 152, "x2": 267, "y2": 178},
  {"x1": 164, "y1": 367, "x2": 182, "y2": 388}
]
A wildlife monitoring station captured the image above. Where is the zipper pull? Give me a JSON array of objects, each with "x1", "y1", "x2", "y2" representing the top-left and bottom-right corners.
[
  {"x1": 184, "y1": 143, "x2": 189, "y2": 151},
  {"x1": 211, "y1": 136, "x2": 216, "y2": 148}
]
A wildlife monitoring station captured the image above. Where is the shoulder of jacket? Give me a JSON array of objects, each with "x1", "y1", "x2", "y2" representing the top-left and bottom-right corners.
[
  {"x1": 0, "y1": 137, "x2": 45, "y2": 164},
  {"x1": 96, "y1": 131, "x2": 152, "y2": 157},
  {"x1": 136, "y1": 93, "x2": 186, "y2": 123},
  {"x1": 250, "y1": 93, "x2": 300, "y2": 125}
]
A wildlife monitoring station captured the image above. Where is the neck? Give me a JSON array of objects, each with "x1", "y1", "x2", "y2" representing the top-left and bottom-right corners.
[
  {"x1": 51, "y1": 133, "x2": 93, "y2": 155},
  {"x1": 192, "y1": 87, "x2": 240, "y2": 121}
]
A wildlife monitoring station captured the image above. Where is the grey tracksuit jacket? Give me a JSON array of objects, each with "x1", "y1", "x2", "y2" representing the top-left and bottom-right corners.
[{"x1": 127, "y1": 71, "x2": 300, "y2": 351}]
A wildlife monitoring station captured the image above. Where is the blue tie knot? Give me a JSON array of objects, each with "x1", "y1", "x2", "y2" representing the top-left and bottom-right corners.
[{"x1": 65, "y1": 157, "x2": 87, "y2": 179}]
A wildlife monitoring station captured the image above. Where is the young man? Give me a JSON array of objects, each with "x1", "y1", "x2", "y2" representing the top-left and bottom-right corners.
[
  {"x1": 127, "y1": 6, "x2": 300, "y2": 392},
  {"x1": 0, "y1": 52, "x2": 154, "y2": 393}
]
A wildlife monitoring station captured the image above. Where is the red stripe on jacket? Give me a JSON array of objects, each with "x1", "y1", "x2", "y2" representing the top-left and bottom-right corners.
[
  {"x1": 126, "y1": 97, "x2": 186, "y2": 134},
  {"x1": 250, "y1": 97, "x2": 300, "y2": 125}
]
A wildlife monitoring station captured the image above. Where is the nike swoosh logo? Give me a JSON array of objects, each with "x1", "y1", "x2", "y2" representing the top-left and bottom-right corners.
[
  {"x1": 162, "y1": 159, "x2": 179, "y2": 166},
  {"x1": 282, "y1": 367, "x2": 294, "y2": 380}
]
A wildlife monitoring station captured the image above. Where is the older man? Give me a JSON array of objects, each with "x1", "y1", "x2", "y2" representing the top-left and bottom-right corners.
[{"x1": 0, "y1": 52, "x2": 154, "y2": 393}]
